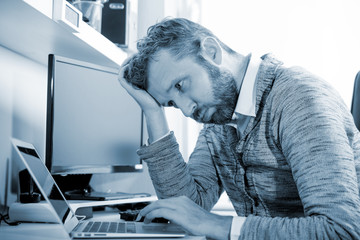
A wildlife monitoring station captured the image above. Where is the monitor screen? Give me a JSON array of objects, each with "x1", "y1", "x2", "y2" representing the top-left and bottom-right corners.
[{"x1": 46, "y1": 55, "x2": 143, "y2": 175}]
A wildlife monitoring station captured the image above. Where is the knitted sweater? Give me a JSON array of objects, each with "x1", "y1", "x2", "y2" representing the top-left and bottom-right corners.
[{"x1": 137, "y1": 54, "x2": 360, "y2": 239}]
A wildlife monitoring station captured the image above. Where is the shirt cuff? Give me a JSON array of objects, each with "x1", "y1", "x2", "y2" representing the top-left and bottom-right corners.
[
  {"x1": 146, "y1": 131, "x2": 171, "y2": 145},
  {"x1": 230, "y1": 216, "x2": 246, "y2": 240}
]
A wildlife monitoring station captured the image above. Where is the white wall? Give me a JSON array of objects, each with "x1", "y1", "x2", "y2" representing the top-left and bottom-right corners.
[
  {"x1": 0, "y1": 46, "x2": 13, "y2": 210},
  {"x1": 0, "y1": 46, "x2": 48, "y2": 208},
  {"x1": 201, "y1": 0, "x2": 360, "y2": 108}
]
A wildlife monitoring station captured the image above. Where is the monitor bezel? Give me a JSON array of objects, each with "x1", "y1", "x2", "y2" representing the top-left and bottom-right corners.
[{"x1": 45, "y1": 54, "x2": 144, "y2": 175}]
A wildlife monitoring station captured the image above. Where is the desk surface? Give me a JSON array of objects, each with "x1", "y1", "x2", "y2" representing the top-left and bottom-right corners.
[
  {"x1": 0, "y1": 210, "x2": 205, "y2": 240},
  {"x1": 0, "y1": 222, "x2": 69, "y2": 240}
]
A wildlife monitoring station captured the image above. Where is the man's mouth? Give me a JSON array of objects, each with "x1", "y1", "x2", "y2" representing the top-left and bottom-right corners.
[
  {"x1": 193, "y1": 108, "x2": 211, "y2": 123},
  {"x1": 193, "y1": 108, "x2": 205, "y2": 122}
]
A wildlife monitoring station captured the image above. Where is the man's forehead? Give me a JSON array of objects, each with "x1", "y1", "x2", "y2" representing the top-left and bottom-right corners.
[
  {"x1": 149, "y1": 50, "x2": 178, "y2": 69},
  {"x1": 146, "y1": 52, "x2": 182, "y2": 103},
  {"x1": 148, "y1": 51, "x2": 181, "y2": 86},
  {"x1": 146, "y1": 54, "x2": 172, "y2": 101},
  {"x1": 148, "y1": 49, "x2": 197, "y2": 76}
]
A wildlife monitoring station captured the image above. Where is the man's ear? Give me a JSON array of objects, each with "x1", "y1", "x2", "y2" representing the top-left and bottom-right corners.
[{"x1": 200, "y1": 37, "x2": 222, "y2": 65}]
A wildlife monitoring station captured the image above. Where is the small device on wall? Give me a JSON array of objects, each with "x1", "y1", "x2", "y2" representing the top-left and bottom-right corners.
[
  {"x1": 101, "y1": 0, "x2": 129, "y2": 47},
  {"x1": 53, "y1": 0, "x2": 82, "y2": 32}
]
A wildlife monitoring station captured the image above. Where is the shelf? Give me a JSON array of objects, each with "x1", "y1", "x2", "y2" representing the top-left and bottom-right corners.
[{"x1": 0, "y1": 0, "x2": 127, "y2": 69}]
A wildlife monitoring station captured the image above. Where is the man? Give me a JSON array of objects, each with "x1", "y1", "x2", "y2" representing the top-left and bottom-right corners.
[{"x1": 118, "y1": 18, "x2": 360, "y2": 239}]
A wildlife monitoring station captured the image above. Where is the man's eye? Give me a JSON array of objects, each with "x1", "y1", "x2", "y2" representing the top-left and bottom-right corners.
[
  {"x1": 175, "y1": 82, "x2": 182, "y2": 90},
  {"x1": 167, "y1": 101, "x2": 178, "y2": 108}
]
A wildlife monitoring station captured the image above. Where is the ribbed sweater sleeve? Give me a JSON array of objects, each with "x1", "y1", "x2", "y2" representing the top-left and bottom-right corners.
[{"x1": 137, "y1": 130, "x2": 222, "y2": 211}]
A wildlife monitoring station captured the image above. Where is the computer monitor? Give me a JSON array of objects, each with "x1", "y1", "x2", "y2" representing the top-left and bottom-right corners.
[{"x1": 46, "y1": 54, "x2": 143, "y2": 196}]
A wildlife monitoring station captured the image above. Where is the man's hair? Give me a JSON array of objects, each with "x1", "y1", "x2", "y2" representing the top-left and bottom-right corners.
[{"x1": 124, "y1": 17, "x2": 234, "y2": 89}]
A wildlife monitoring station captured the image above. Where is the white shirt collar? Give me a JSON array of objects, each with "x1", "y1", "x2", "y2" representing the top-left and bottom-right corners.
[{"x1": 233, "y1": 55, "x2": 261, "y2": 117}]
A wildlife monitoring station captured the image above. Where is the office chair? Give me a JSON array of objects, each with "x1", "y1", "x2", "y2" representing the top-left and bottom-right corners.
[{"x1": 350, "y1": 71, "x2": 360, "y2": 131}]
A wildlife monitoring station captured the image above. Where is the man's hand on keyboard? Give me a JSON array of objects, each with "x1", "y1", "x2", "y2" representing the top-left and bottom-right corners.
[
  {"x1": 137, "y1": 196, "x2": 233, "y2": 239},
  {"x1": 118, "y1": 202, "x2": 169, "y2": 223}
]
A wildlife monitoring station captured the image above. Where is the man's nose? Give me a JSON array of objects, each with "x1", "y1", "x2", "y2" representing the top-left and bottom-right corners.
[{"x1": 177, "y1": 98, "x2": 197, "y2": 118}]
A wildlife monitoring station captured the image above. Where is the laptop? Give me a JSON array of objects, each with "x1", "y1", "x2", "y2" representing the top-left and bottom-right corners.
[{"x1": 11, "y1": 138, "x2": 187, "y2": 239}]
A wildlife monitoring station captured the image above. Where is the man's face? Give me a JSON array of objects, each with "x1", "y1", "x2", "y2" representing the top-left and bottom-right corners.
[{"x1": 147, "y1": 49, "x2": 238, "y2": 124}]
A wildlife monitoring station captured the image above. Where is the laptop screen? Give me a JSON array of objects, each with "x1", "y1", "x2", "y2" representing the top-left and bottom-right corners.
[
  {"x1": 13, "y1": 140, "x2": 78, "y2": 233},
  {"x1": 12, "y1": 139, "x2": 187, "y2": 239}
]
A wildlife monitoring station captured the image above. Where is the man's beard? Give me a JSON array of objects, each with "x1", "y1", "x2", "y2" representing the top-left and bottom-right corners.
[{"x1": 193, "y1": 57, "x2": 238, "y2": 124}]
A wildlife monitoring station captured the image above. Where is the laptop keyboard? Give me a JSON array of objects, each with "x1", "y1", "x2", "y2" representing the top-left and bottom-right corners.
[{"x1": 82, "y1": 221, "x2": 136, "y2": 233}]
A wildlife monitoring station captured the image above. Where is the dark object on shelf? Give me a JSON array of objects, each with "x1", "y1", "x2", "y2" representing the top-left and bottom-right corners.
[{"x1": 101, "y1": 0, "x2": 128, "y2": 47}]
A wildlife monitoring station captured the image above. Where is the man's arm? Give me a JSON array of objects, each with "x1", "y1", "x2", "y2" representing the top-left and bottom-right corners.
[{"x1": 138, "y1": 128, "x2": 224, "y2": 207}]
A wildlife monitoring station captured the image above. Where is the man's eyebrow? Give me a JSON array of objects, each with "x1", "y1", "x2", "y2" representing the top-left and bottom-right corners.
[{"x1": 165, "y1": 75, "x2": 189, "y2": 93}]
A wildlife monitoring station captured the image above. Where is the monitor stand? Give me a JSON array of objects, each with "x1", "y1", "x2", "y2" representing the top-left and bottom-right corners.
[
  {"x1": 52, "y1": 174, "x2": 151, "y2": 201},
  {"x1": 52, "y1": 174, "x2": 93, "y2": 200}
]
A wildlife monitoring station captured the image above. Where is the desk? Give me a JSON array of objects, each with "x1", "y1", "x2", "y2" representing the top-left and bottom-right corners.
[
  {"x1": 0, "y1": 222, "x2": 69, "y2": 240},
  {"x1": 0, "y1": 209, "x2": 205, "y2": 240}
]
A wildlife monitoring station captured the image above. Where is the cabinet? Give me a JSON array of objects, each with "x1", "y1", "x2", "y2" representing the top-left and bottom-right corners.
[{"x1": 0, "y1": 0, "x2": 127, "y2": 69}]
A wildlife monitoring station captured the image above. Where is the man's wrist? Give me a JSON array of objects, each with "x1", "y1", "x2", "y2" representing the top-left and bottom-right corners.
[
  {"x1": 230, "y1": 216, "x2": 246, "y2": 240},
  {"x1": 208, "y1": 214, "x2": 233, "y2": 240},
  {"x1": 145, "y1": 131, "x2": 171, "y2": 146},
  {"x1": 143, "y1": 105, "x2": 165, "y2": 118},
  {"x1": 144, "y1": 108, "x2": 170, "y2": 143}
]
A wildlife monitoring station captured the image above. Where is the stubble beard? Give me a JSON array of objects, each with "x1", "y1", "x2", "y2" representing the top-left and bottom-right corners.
[{"x1": 193, "y1": 59, "x2": 238, "y2": 124}]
